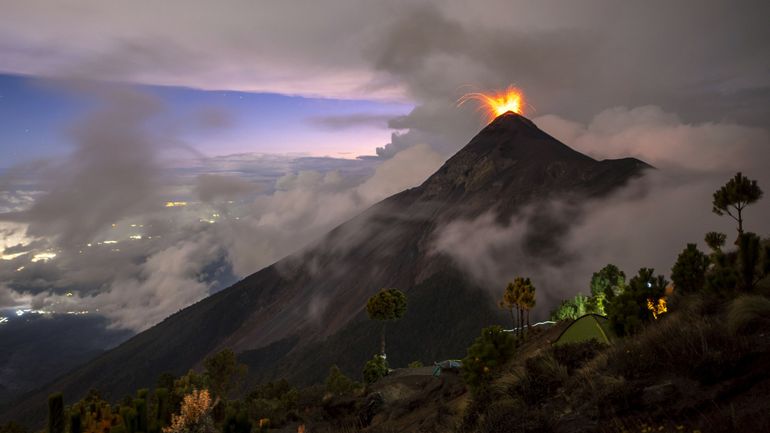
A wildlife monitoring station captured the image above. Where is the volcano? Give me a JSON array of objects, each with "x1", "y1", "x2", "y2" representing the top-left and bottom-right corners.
[{"x1": 1, "y1": 112, "x2": 650, "y2": 423}]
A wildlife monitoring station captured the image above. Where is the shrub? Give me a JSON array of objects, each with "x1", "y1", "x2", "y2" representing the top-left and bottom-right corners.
[
  {"x1": 246, "y1": 380, "x2": 299, "y2": 428},
  {"x1": 511, "y1": 354, "x2": 568, "y2": 406},
  {"x1": 363, "y1": 354, "x2": 389, "y2": 384},
  {"x1": 606, "y1": 313, "x2": 746, "y2": 384},
  {"x1": 671, "y1": 244, "x2": 710, "y2": 294},
  {"x1": 48, "y1": 393, "x2": 65, "y2": 433},
  {"x1": 607, "y1": 268, "x2": 667, "y2": 336},
  {"x1": 163, "y1": 389, "x2": 216, "y2": 433},
  {"x1": 325, "y1": 365, "x2": 356, "y2": 396},
  {"x1": 550, "y1": 340, "x2": 607, "y2": 373},
  {"x1": 727, "y1": 294, "x2": 770, "y2": 335},
  {"x1": 461, "y1": 326, "x2": 515, "y2": 393},
  {"x1": 407, "y1": 360, "x2": 423, "y2": 368},
  {"x1": 478, "y1": 399, "x2": 522, "y2": 433}
]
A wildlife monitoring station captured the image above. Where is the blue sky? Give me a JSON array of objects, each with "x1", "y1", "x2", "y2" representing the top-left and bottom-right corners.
[{"x1": 0, "y1": 73, "x2": 413, "y2": 168}]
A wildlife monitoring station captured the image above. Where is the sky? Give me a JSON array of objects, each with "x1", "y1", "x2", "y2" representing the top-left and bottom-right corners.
[{"x1": 0, "y1": 0, "x2": 769, "y2": 332}]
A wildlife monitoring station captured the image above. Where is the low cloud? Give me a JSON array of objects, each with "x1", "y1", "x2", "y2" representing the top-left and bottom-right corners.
[
  {"x1": 195, "y1": 174, "x2": 260, "y2": 203},
  {"x1": 0, "y1": 86, "x2": 168, "y2": 247},
  {"x1": 307, "y1": 113, "x2": 393, "y2": 130},
  {"x1": 0, "y1": 84, "x2": 443, "y2": 331}
]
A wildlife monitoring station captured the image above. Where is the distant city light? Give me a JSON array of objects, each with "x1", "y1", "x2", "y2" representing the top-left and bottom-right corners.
[
  {"x1": 165, "y1": 201, "x2": 188, "y2": 207},
  {"x1": 0, "y1": 317, "x2": 7, "y2": 324},
  {"x1": 15, "y1": 309, "x2": 24, "y2": 316},
  {"x1": 1, "y1": 251, "x2": 27, "y2": 260},
  {"x1": 31, "y1": 252, "x2": 57, "y2": 262},
  {"x1": 129, "y1": 235, "x2": 142, "y2": 240},
  {"x1": 103, "y1": 240, "x2": 118, "y2": 244},
  {"x1": 16, "y1": 266, "x2": 25, "y2": 272}
]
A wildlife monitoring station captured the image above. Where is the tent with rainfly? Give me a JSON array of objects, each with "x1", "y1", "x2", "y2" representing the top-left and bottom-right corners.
[{"x1": 553, "y1": 314, "x2": 615, "y2": 346}]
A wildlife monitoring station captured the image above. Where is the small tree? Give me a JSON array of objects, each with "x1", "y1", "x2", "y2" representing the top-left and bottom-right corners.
[
  {"x1": 163, "y1": 389, "x2": 216, "y2": 433},
  {"x1": 671, "y1": 244, "x2": 710, "y2": 294},
  {"x1": 366, "y1": 288, "x2": 407, "y2": 357},
  {"x1": 203, "y1": 349, "x2": 247, "y2": 400},
  {"x1": 68, "y1": 412, "x2": 81, "y2": 433},
  {"x1": 712, "y1": 172, "x2": 763, "y2": 236},
  {"x1": 607, "y1": 268, "x2": 667, "y2": 336},
  {"x1": 520, "y1": 282, "x2": 536, "y2": 332},
  {"x1": 504, "y1": 277, "x2": 534, "y2": 337},
  {"x1": 325, "y1": 365, "x2": 356, "y2": 395},
  {"x1": 589, "y1": 264, "x2": 626, "y2": 314},
  {"x1": 499, "y1": 281, "x2": 519, "y2": 331},
  {"x1": 48, "y1": 393, "x2": 64, "y2": 433},
  {"x1": 154, "y1": 388, "x2": 172, "y2": 427},
  {"x1": 737, "y1": 233, "x2": 770, "y2": 292},
  {"x1": 461, "y1": 326, "x2": 515, "y2": 393},
  {"x1": 705, "y1": 231, "x2": 727, "y2": 253},
  {"x1": 134, "y1": 398, "x2": 148, "y2": 433},
  {"x1": 362, "y1": 355, "x2": 389, "y2": 384}
]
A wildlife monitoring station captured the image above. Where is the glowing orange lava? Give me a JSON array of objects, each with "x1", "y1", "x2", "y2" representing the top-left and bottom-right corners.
[{"x1": 458, "y1": 86, "x2": 526, "y2": 122}]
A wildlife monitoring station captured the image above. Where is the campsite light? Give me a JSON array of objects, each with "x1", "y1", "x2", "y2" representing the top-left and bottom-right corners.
[{"x1": 646, "y1": 297, "x2": 667, "y2": 319}]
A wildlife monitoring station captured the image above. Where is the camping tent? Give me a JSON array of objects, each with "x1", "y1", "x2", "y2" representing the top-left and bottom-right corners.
[{"x1": 553, "y1": 314, "x2": 615, "y2": 346}]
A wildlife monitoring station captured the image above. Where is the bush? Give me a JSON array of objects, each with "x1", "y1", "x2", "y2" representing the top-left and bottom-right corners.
[
  {"x1": 607, "y1": 268, "x2": 667, "y2": 336},
  {"x1": 671, "y1": 244, "x2": 710, "y2": 294},
  {"x1": 727, "y1": 294, "x2": 770, "y2": 335},
  {"x1": 325, "y1": 365, "x2": 357, "y2": 396},
  {"x1": 363, "y1": 354, "x2": 389, "y2": 384},
  {"x1": 478, "y1": 399, "x2": 523, "y2": 433},
  {"x1": 461, "y1": 326, "x2": 515, "y2": 393},
  {"x1": 407, "y1": 360, "x2": 423, "y2": 368},
  {"x1": 48, "y1": 393, "x2": 65, "y2": 433},
  {"x1": 550, "y1": 340, "x2": 607, "y2": 373},
  {"x1": 511, "y1": 354, "x2": 568, "y2": 406},
  {"x1": 606, "y1": 313, "x2": 746, "y2": 384},
  {"x1": 246, "y1": 380, "x2": 298, "y2": 428}
]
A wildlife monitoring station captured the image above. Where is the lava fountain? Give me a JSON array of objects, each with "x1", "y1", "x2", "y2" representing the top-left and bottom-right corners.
[{"x1": 458, "y1": 86, "x2": 526, "y2": 123}]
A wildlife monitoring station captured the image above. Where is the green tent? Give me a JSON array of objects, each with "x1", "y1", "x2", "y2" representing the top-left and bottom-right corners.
[{"x1": 553, "y1": 314, "x2": 615, "y2": 346}]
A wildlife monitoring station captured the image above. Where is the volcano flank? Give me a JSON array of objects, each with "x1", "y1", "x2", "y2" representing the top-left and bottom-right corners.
[{"x1": 1, "y1": 112, "x2": 651, "y2": 424}]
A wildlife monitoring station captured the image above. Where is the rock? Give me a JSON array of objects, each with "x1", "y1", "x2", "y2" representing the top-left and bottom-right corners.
[{"x1": 642, "y1": 382, "x2": 677, "y2": 406}]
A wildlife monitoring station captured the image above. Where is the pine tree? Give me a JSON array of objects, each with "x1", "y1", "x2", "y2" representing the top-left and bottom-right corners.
[
  {"x1": 366, "y1": 288, "x2": 407, "y2": 357},
  {"x1": 712, "y1": 172, "x2": 763, "y2": 237},
  {"x1": 48, "y1": 393, "x2": 65, "y2": 433},
  {"x1": 671, "y1": 244, "x2": 710, "y2": 293}
]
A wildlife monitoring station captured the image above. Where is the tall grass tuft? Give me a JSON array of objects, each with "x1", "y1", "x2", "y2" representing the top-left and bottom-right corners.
[{"x1": 727, "y1": 294, "x2": 770, "y2": 335}]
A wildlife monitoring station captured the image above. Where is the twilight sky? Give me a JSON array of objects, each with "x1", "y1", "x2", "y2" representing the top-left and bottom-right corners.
[{"x1": 1, "y1": 0, "x2": 769, "y2": 331}]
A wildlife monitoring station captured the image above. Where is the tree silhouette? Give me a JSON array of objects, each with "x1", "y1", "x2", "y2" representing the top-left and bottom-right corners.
[
  {"x1": 48, "y1": 393, "x2": 64, "y2": 433},
  {"x1": 520, "y1": 281, "x2": 536, "y2": 332},
  {"x1": 607, "y1": 268, "x2": 667, "y2": 336},
  {"x1": 712, "y1": 172, "x2": 763, "y2": 236},
  {"x1": 498, "y1": 281, "x2": 519, "y2": 331},
  {"x1": 203, "y1": 349, "x2": 247, "y2": 401},
  {"x1": 366, "y1": 288, "x2": 407, "y2": 357},
  {"x1": 589, "y1": 264, "x2": 626, "y2": 314},
  {"x1": 704, "y1": 231, "x2": 727, "y2": 253},
  {"x1": 671, "y1": 244, "x2": 710, "y2": 293},
  {"x1": 504, "y1": 277, "x2": 534, "y2": 337}
]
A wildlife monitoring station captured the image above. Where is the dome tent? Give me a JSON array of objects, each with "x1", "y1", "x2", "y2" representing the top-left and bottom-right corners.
[{"x1": 553, "y1": 314, "x2": 615, "y2": 346}]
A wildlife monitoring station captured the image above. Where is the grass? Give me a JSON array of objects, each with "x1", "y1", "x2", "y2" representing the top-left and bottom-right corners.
[
  {"x1": 456, "y1": 292, "x2": 770, "y2": 433},
  {"x1": 726, "y1": 294, "x2": 770, "y2": 335}
]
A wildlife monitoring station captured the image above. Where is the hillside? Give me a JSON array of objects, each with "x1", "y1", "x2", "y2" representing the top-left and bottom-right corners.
[{"x1": 1, "y1": 112, "x2": 650, "y2": 425}]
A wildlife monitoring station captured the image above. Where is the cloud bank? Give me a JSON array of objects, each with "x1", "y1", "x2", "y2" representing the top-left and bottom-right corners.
[{"x1": 434, "y1": 106, "x2": 770, "y2": 317}]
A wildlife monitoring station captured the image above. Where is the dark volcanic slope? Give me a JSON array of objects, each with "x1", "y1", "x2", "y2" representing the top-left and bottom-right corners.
[{"x1": 2, "y1": 113, "x2": 650, "y2": 424}]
